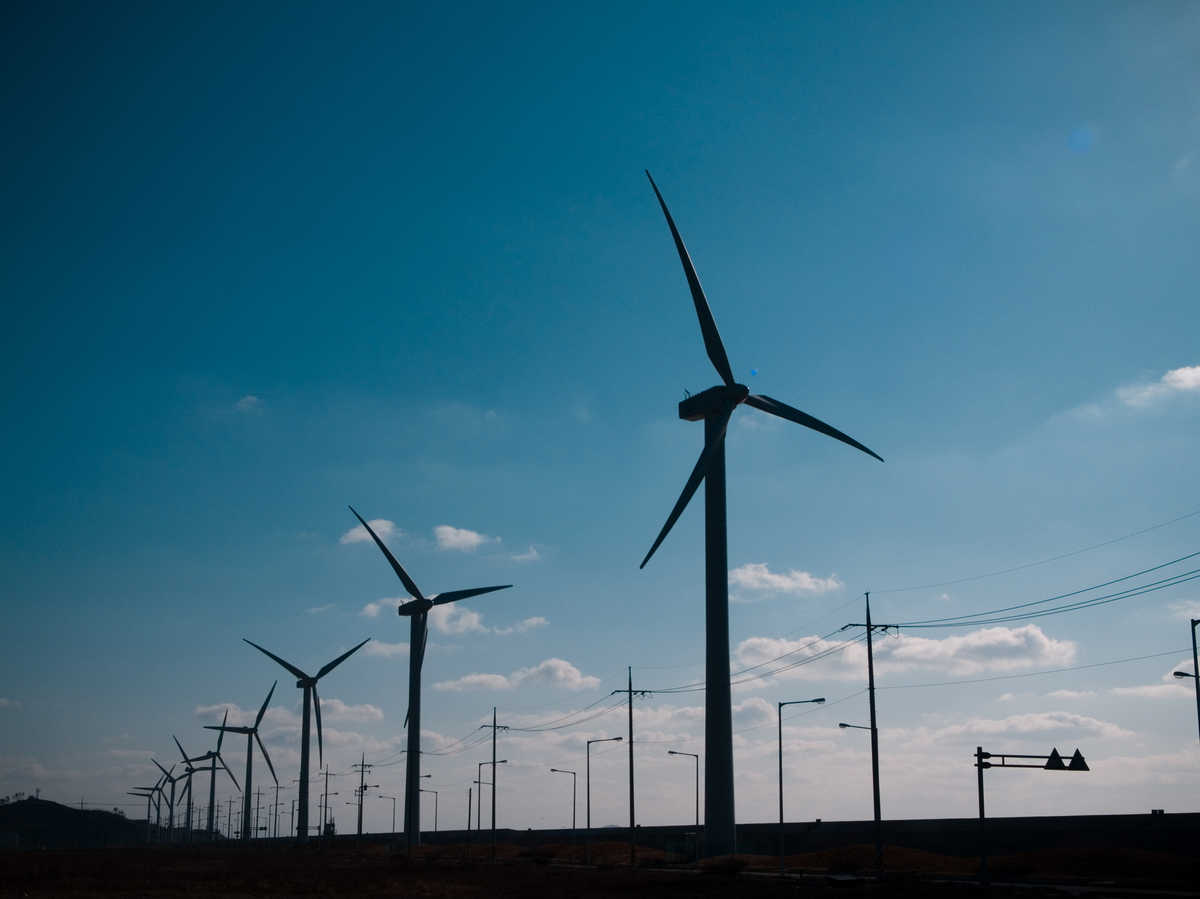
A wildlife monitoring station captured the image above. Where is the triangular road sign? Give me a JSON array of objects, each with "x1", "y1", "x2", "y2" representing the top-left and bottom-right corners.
[
  {"x1": 1044, "y1": 748, "x2": 1066, "y2": 770},
  {"x1": 1068, "y1": 749, "x2": 1089, "y2": 771}
]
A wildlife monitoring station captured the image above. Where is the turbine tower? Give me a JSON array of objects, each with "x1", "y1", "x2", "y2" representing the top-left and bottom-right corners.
[
  {"x1": 171, "y1": 738, "x2": 201, "y2": 841},
  {"x1": 150, "y1": 760, "x2": 182, "y2": 841},
  {"x1": 640, "y1": 171, "x2": 883, "y2": 856},
  {"x1": 183, "y1": 709, "x2": 240, "y2": 837},
  {"x1": 348, "y1": 505, "x2": 511, "y2": 850},
  {"x1": 205, "y1": 687, "x2": 275, "y2": 841},
  {"x1": 243, "y1": 637, "x2": 370, "y2": 841}
]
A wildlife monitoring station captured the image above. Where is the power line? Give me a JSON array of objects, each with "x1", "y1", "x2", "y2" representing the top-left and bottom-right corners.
[
  {"x1": 879, "y1": 647, "x2": 1190, "y2": 690},
  {"x1": 876, "y1": 505, "x2": 1200, "y2": 594}
]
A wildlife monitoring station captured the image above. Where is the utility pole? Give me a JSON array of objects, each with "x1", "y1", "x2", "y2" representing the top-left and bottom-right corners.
[
  {"x1": 480, "y1": 708, "x2": 509, "y2": 861},
  {"x1": 289, "y1": 799, "x2": 295, "y2": 839},
  {"x1": 226, "y1": 799, "x2": 232, "y2": 839},
  {"x1": 272, "y1": 784, "x2": 281, "y2": 839},
  {"x1": 611, "y1": 667, "x2": 648, "y2": 866},
  {"x1": 1173, "y1": 619, "x2": 1200, "y2": 747},
  {"x1": 352, "y1": 753, "x2": 374, "y2": 836},
  {"x1": 254, "y1": 788, "x2": 263, "y2": 840},
  {"x1": 843, "y1": 592, "x2": 898, "y2": 871},
  {"x1": 466, "y1": 788, "x2": 471, "y2": 833}
]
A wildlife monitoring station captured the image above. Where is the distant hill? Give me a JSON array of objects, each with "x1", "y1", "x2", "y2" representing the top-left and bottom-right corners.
[{"x1": 0, "y1": 798, "x2": 143, "y2": 849}]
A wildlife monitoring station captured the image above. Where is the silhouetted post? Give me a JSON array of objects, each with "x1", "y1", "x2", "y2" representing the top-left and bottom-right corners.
[
  {"x1": 354, "y1": 752, "x2": 374, "y2": 837},
  {"x1": 1178, "y1": 619, "x2": 1200, "y2": 747},
  {"x1": 298, "y1": 687, "x2": 311, "y2": 839},
  {"x1": 420, "y1": 788, "x2": 438, "y2": 832},
  {"x1": 491, "y1": 707, "x2": 497, "y2": 860},
  {"x1": 404, "y1": 613, "x2": 423, "y2": 850},
  {"x1": 611, "y1": 667, "x2": 648, "y2": 866},
  {"x1": 843, "y1": 593, "x2": 895, "y2": 870},
  {"x1": 586, "y1": 736, "x2": 622, "y2": 864},
  {"x1": 976, "y1": 746, "x2": 988, "y2": 885},
  {"x1": 289, "y1": 799, "x2": 295, "y2": 838},
  {"x1": 476, "y1": 762, "x2": 486, "y2": 832},
  {"x1": 549, "y1": 768, "x2": 576, "y2": 835},
  {"x1": 466, "y1": 788, "x2": 471, "y2": 833},
  {"x1": 667, "y1": 750, "x2": 699, "y2": 826},
  {"x1": 777, "y1": 697, "x2": 825, "y2": 873},
  {"x1": 226, "y1": 800, "x2": 231, "y2": 839},
  {"x1": 865, "y1": 594, "x2": 882, "y2": 869}
]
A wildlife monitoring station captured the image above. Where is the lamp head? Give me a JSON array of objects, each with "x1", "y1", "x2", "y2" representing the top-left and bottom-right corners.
[{"x1": 1174, "y1": 671, "x2": 1193, "y2": 678}]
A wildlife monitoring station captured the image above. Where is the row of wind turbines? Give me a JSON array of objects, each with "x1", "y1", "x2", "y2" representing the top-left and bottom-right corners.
[{"x1": 132, "y1": 172, "x2": 881, "y2": 857}]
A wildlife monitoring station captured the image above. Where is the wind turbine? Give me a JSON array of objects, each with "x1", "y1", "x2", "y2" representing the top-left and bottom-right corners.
[
  {"x1": 188, "y1": 709, "x2": 241, "y2": 838},
  {"x1": 205, "y1": 683, "x2": 275, "y2": 841},
  {"x1": 150, "y1": 760, "x2": 183, "y2": 841},
  {"x1": 169, "y1": 743, "x2": 201, "y2": 842},
  {"x1": 347, "y1": 505, "x2": 511, "y2": 851},
  {"x1": 639, "y1": 171, "x2": 883, "y2": 857},
  {"x1": 243, "y1": 638, "x2": 370, "y2": 841}
]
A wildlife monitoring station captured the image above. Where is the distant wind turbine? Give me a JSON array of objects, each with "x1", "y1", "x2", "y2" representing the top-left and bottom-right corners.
[
  {"x1": 150, "y1": 760, "x2": 183, "y2": 841},
  {"x1": 348, "y1": 505, "x2": 511, "y2": 851},
  {"x1": 184, "y1": 709, "x2": 240, "y2": 837},
  {"x1": 205, "y1": 688, "x2": 277, "y2": 841},
  {"x1": 243, "y1": 638, "x2": 370, "y2": 841},
  {"x1": 639, "y1": 170, "x2": 883, "y2": 857}
]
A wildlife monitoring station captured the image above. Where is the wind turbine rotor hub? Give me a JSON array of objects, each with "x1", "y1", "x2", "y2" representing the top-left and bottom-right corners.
[
  {"x1": 678, "y1": 383, "x2": 748, "y2": 421},
  {"x1": 398, "y1": 598, "x2": 433, "y2": 616}
]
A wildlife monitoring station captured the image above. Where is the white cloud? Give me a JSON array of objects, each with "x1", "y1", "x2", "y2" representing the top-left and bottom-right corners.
[
  {"x1": 307, "y1": 604, "x2": 335, "y2": 615},
  {"x1": 433, "y1": 658, "x2": 600, "y2": 692},
  {"x1": 728, "y1": 562, "x2": 842, "y2": 595},
  {"x1": 732, "y1": 624, "x2": 1075, "y2": 685},
  {"x1": 935, "y1": 711, "x2": 1133, "y2": 740},
  {"x1": 428, "y1": 604, "x2": 487, "y2": 634},
  {"x1": 340, "y1": 519, "x2": 401, "y2": 545},
  {"x1": 1169, "y1": 599, "x2": 1200, "y2": 619},
  {"x1": 512, "y1": 545, "x2": 540, "y2": 562},
  {"x1": 434, "y1": 524, "x2": 496, "y2": 551},
  {"x1": 494, "y1": 616, "x2": 548, "y2": 636},
  {"x1": 360, "y1": 598, "x2": 405, "y2": 618},
  {"x1": 363, "y1": 640, "x2": 409, "y2": 658},
  {"x1": 1116, "y1": 365, "x2": 1200, "y2": 407},
  {"x1": 318, "y1": 698, "x2": 384, "y2": 723},
  {"x1": 997, "y1": 693, "x2": 1016, "y2": 702},
  {"x1": 0, "y1": 698, "x2": 20, "y2": 710},
  {"x1": 1110, "y1": 684, "x2": 1190, "y2": 699},
  {"x1": 1045, "y1": 689, "x2": 1095, "y2": 700},
  {"x1": 234, "y1": 394, "x2": 262, "y2": 413}
]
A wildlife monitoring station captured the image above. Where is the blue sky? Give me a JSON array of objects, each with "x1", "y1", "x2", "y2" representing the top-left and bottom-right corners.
[{"x1": 2, "y1": 2, "x2": 1199, "y2": 833}]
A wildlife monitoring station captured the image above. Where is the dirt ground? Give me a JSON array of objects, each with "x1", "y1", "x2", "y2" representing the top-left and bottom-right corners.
[{"x1": 2, "y1": 840, "x2": 1196, "y2": 897}]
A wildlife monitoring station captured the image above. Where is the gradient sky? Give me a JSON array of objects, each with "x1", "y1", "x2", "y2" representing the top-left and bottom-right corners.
[{"x1": 2, "y1": 2, "x2": 1199, "y2": 834}]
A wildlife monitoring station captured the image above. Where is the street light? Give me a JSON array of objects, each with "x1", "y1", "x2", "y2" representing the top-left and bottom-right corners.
[
  {"x1": 549, "y1": 768, "x2": 577, "y2": 835},
  {"x1": 666, "y1": 751, "x2": 699, "y2": 827},
  {"x1": 377, "y1": 794, "x2": 397, "y2": 833},
  {"x1": 586, "y1": 736, "x2": 623, "y2": 865},
  {"x1": 419, "y1": 788, "x2": 438, "y2": 833},
  {"x1": 778, "y1": 697, "x2": 824, "y2": 872},
  {"x1": 476, "y1": 761, "x2": 506, "y2": 831},
  {"x1": 837, "y1": 721, "x2": 883, "y2": 867}
]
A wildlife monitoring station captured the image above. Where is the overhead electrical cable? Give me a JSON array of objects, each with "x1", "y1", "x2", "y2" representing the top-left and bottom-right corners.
[{"x1": 876, "y1": 505, "x2": 1200, "y2": 594}]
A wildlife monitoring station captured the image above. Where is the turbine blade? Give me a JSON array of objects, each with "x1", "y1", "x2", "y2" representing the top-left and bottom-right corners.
[
  {"x1": 744, "y1": 394, "x2": 884, "y2": 462},
  {"x1": 216, "y1": 709, "x2": 228, "y2": 752},
  {"x1": 255, "y1": 681, "x2": 277, "y2": 729},
  {"x1": 312, "y1": 683, "x2": 324, "y2": 767},
  {"x1": 640, "y1": 403, "x2": 735, "y2": 568},
  {"x1": 173, "y1": 735, "x2": 189, "y2": 762},
  {"x1": 255, "y1": 732, "x2": 278, "y2": 786},
  {"x1": 243, "y1": 638, "x2": 309, "y2": 681},
  {"x1": 431, "y1": 585, "x2": 512, "y2": 605},
  {"x1": 219, "y1": 755, "x2": 240, "y2": 792},
  {"x1": 152, "y1": 758, "x2": 170, "y2": 778},
  {"x1": 316, "y1": 637, "x2": 371, "y2": 680},
  {"x1": 645, "y1": 170, "x2": 735, "y2": 387},
  {"x1": 348, "y1": 505, "x2": 426, "y2": 601}
]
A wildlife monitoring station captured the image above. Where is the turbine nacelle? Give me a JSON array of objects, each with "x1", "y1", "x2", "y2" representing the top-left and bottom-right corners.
[
  {"x1": 398, "y1": 598, "x2": 433, "y2": 616},
  {"x1": 679, "y1": 384, "x2": 749, "y2": 421}
]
